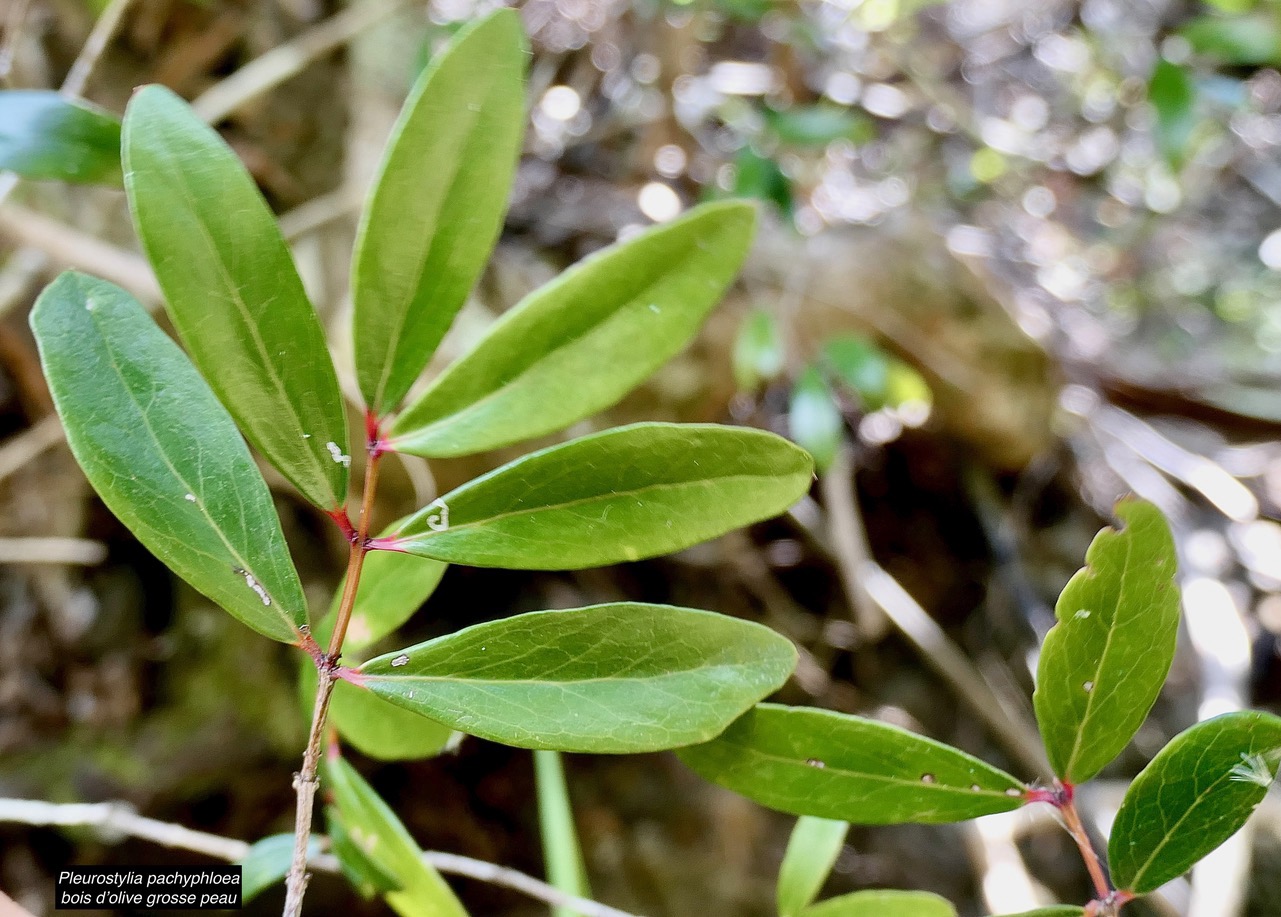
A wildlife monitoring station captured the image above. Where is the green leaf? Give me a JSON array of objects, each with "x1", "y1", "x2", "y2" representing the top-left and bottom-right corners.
[
  {"x1": 357, "y1": 603, "x2": 797, "y2": 753},
  {"x1": 326, "y1": 756, "x2": 469, "y2": 917},
  {"x1": 122, "y1": 85, "x2": 348, "y2": 509},
  {"x1": 677, "y1": 704, "x2": 1025, "y2": 824},
  {"x1": 385, "y1": 422, "x2": 813, "y2": 570},
  {"x1": 388, "y1": 202, "x2": 757, "y2": 457},
  {"x1": 1033, "y1": 499, "x2": 1180, "y2": 784},
  {"x1": 727, "y1": 147, "x2": 792, "y2": 214},
  {"x1": 327, "y1": 805, "x2": 402, "y2": 899},
  {"x1": 1181, "y1": 14, "x2": 1281, "y2": 66},
  {"x1": 1149, "y1": 60, "x2": 1197, "y2": 168},
  {"x1": 300, "y1": 663, "x2": 455, "y2": 761},
  {"x1": 0, "y1": 90, "x2": 122, "y2": 184},
  {"x1": 823, "y1": 336, "x2": 889, "y2": 409},
  {"x1": 990, "y1": 909, "x2": 1084, "y2": 917},
  {"x1": 353, "y1": 10, "x2": 527, "y2": 415},
  {"x1": 239, "y1": 834, "x2": 322, "y2": 902},
  {"x1": 732, "y1": 308, "x2": 784, "y2": 390},
  {"x1": 31, "y1": 272, "x2": 307, "y2": 643},
  {"x1": 765, "y1": 105, "x2": 873, "y2": 147},
  {"x1": 798, "y1": 890, "x2": 956, "y2": 917},
  {"x1": 790, "y1": 366, "x2": 843, "y2": 473},
  {"x1": 1108, "y1": 710, "x2": 1281, "y2": 894},
  {"x1": 535, "y1": 750, "x2": 592, "y2": 917},
  {"x1": 777, "y1": 817, "x2": 849, "y2": 917}
]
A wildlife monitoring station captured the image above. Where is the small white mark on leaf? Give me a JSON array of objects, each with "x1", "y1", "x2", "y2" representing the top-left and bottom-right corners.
[
  {"x1": 805, "y1": 758, "x2": 826, "y2": 769},
  {"x1": 1083, "y1": 681, "x2": 1095, "y2": 693},
  {"x1": 424, "y1": 499, "x2": 449, "y2": 532},
  {"x1": 234, "y1": 567, "x2": 271, "y2": 606},
  {"x1": 85, "y1": 298, "x2": 97, "y2": 312},
  {"x1": 1074, "y1": 609, "x2": 1091, "y2": 620},
  {"x1": 1229, "y1": 750, "x2": 1281, "y2": 788},
  {"x1": 184, "y1": 493, "x2": 196, "y2": 502},
  {"x1": 648, "y1": 303, "x2": 660, "y2": 314},
  {"x1": 1005, "y1": 788, "x2": 1023, "y2": 797},
  {"x1": 391, "y1": 653, "x2": 409, "y2": 667},
  {"x1": 971, "y1": 784, "x2": 983, "y2": 792},
  {"x1": 326, "y1": 441, "x2": 352, "y2": 467},
  {"x1": 920, "y1": 773, "x2": 937, "y2": 784},
  {"x1": 302, "y1": 433, "x2": 311, "y2": 439}
]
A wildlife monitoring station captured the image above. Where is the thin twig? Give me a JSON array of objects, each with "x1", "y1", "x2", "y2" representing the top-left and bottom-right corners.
[
  {"x1": 60, "y1": 0, "x2": 137, "y2": 98},
  {"x1": 0, "y1": 0, "x2": 33, "y2": 84},
  {"x1": 821, "y1": 444, "x2": 889, "y2": 640},
  {"x1": 0, "y1": 416, "x2": 64, "y2": 485},
  {"x1": 191, "y1": 0, "x2": 416, "y2": 124},
  {"x1": 0, "y1": 536, "x2": 107, "y2": 565},
  {"x1": 0, "y1": 798, "x2": 644, "y2": 917}
]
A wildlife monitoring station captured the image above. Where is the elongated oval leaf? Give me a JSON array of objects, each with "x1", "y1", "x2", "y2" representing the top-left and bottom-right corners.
[
  {"x1": 31, "y1": 272, "x2": 307, "y2": 643},
  {"x1": 1033, "y1": 499, "x2": 1180, "y2": 784},
  {"x1": 123, "y1": 85, "x2": 348, "y2": 509},
  {"x1": 1108, "y1": 710, "x2": 1281, "y2": 893},
  {"x1": 386, "y1": 422, "x2": 813, "y2": 569},
  {"x1": 777, "y1": 817, "x2": 849, "y2": 917},
  {"x1": 0, "y1": 90, "x2": 122, "y2": 184},
  {"x1": 354, "y1": 10, "x2": 526, "y2": 415},
  {"x1": 356, "y1": 603, "x2": 797, "y2": 753},
  {"x1": 328, "y1": 805, "x2": 402, "y2": 899},
  {"x1": 326, "y1": 755, "x2": 469, "y2": 917},
  {"x1": 799, "y1": 890, "x2": 956, "y2": 917},
  {"x1": 790, "y1": 365, "x2": 843, "y2": 473},
  {"x1": 239, "y1": 834, "x2": 321, "y2": 903},
  {"x1": 677, "y1": 704, "x2": 1025, "y2": 824},
  {"x1": 389, "y1": 201, "x2": 757, "y2": 456}
]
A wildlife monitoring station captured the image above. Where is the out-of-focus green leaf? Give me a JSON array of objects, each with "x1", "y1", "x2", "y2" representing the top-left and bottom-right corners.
[
  {"x1": 883, "y1": 362, "x2": 931, "y2": 411},
  {"x1": 766, "y1": 105, "x2": 873, "y2": 147},
  {"x1": 239, "y1": 834, "x2": 321, "y2": 903},
  {"x1": 122, "y1": 85, "x2": 348, "y2": 509},
  {"x1": 789, "y1": 366, "x2": 844, "y2": 473},
  {"x1": 389, "y1": 202, "x2": 756, "y2": 458},
  {"x1": 353, "y1": 10, "x2": 527, "y2": 415},
  {"x1": 317, "y1": 541, "x2": 447, "y2": 653},
  {"x1": 31, "y1": 272, "x2": 307, "y2": 643},
  {"x1": 1149, "y1": 60, "x2": 1197, "y2": 167},
  {"x1": 1109, "y1": 711, "x2": 1281, "y2": 893},
  {"x1": 385, "y1": 423, "x2": 813, "y2": 570},
  {"x1": 326, "y1": 805, "x2": 404, "y2": 899},
  {"x1": 0, "y1": 90, "x2": 121, "y2": 183},
  {"x1": 1181, "y1": 13, "x2": 1281, "y2": 66},
  {"x1": 1033, "y1": 499, "x2": 1180, "y2": 784},
  {"x1": 678, "y1": 704, "x2": 1025, "y2": 824},
  {"x1": 327, "y1": 756, "x2": 468, "y2": 917},
  {"x1": 777, "y1": 816, "x2": 849, "y2": 917},
  {"x1": 799, "y1": 890, "x2": 956, "y2": 917},
  {"x1": 733, "y1": 309, "x2": 785, "y2": 390},
  {"x1": 728, "y1": 147, "x2": 792, "y2": 214},
  {"x1": 823, "y1": 336, "x2": 890, "y2": 409},
  {"x1": 357, "y1": 603, "x2": 797, "y2": 753},
  {"x1": 535, "y1": 750, "x2": 591, "y2": 917}
]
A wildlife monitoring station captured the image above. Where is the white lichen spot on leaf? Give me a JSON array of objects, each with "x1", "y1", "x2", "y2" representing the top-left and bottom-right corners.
[{"x1": 325, "y1": 441, "x2": 351, "y2": 467}]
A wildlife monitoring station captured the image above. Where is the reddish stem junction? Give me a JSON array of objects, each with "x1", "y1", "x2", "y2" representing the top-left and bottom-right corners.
[{"x1": 1023, "y1": 781, "x2": 1134, "y2": 917}]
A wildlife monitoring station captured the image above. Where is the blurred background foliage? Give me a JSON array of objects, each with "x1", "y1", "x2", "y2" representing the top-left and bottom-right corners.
[{"x1": 2, "y1": 0, "x2": 1281, "y2": 915}]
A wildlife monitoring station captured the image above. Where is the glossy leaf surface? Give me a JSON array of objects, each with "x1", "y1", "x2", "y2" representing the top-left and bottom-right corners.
[
  {"x1": 0, "y1": 90, "x2": 121, "y2": 183},
  {"x1": 123, "y1": 85, "x2": 348, "y2": 509},
  {"x1": 677, "y1": 705, "x2": 1025, "y2": 824},
  {"x1": 390, "y1": 202, "x2": 757, "y2": 457},
  {"x1": 799, "y1": 890, "x2": 955, "y2": 917},
  {"x1": 777, "y1": 816, "x2": 848, "y2": 917},
  {"x1": 1034, "y1": 499, "x2": 1180, "y2": 783},
  {"x1": 387, "y1": 423, "x2": 813, "y2": 570},
  {"x1": 358, "y1": 603, "x2": 797, "y2": 753},
  {"x1": 31, "y1": 272, "x2": 307, "y2": 642},
  {"x1": 1109, "y1": 710, "x2": 1281, "y2": 893},
  {"x1": 326, "y1": 756, "x2": 468, "y2": 917},
  {"x1": 354, "y1": 10, "x2": 526, "y2": 414}
]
